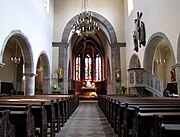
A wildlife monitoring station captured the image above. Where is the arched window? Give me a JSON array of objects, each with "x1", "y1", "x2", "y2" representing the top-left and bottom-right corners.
[
  {"x1": 85, "y1": 54, "x2": 92, "y2": 80},
  {"x1": 95, "y1": 54, "x2": 102, "y2": 81},
  {"x1": 128, "y1": 0, "x2": 133, "y2": 16},
  {"x1": 75, "y1": 54, "x2": 81, "y2": 80}
]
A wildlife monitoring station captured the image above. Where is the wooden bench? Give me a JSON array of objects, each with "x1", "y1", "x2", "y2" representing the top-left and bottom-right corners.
[
  {"x1": 98, "y1": 95, "x2": 180, "y2": 137},
  {"x1": 9, "y1": 105, "x2": 35, "y2": 137},
  {"x1": 0, "y1": 98, "x2": 55, "y2": 137},
  {"x1": 0, "y1": 103, "x2": 47, "y2": 137},
  {"x1": 0, "y1": 94, "x2": 79, "y2": 135},
  {"x1": 0, "y1": 110, "x2": 15, "y2": 137},
  {"x1": 123, "y1": 103, "x2": 180, "y2": 137},
  {"x1": 133, "y1": 111, "x2": 180, "y2": 137},
  {"x1": 34, "y1": 94, "x2": 79, "y2": 127},
  {"x1": 153, "y1": 114, "x2": 180, "y2": 137}
]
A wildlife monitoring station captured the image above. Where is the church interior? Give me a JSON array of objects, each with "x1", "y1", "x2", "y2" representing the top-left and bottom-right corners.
[{"x1": 0, "y1": 0, "x2": 180, "y2": 136}]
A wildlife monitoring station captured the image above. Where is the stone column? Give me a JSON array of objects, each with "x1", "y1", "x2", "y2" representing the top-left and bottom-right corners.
[
  {"x1": 23, "y1": 73, "x2": 36, "y2": 95},
  {"x1": 172, "y1": 63, "x2": 180, "y2": 97},
  {"x1": 111, "y1": 42, "x2": 126, "y2": 94},
  {"x1": 53, "y1": 42, "x2": 68, "y2": 94},
  {"x1": 43, "y1": 77, "x2": 50, "y2": 94}
]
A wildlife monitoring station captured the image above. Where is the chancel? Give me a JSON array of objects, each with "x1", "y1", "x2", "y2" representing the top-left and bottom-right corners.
[{"x1": 0, "y1": 0, "x2": 180, "y2": 137}]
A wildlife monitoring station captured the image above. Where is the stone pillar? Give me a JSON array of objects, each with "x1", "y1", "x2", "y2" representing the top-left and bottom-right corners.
[
  {"x1": 111, "y1": 42, "x2": 126, "y2": 94},
  {"x1": 43, "y1": 77, "x2": 50, "y2": 94},
  {"x1": 23, "y1": 73, "x2": 36, "y2": 95},
  {"x1": 173, "y1": 63, "x2": 180, "y2": 97},
  {"x1": 53, "y1": 42, "x2": 68, "y2": 94}
]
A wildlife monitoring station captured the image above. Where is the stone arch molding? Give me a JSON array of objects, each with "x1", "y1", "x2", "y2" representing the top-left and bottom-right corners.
[
  {"x1": 143, "y1": 32, "x2": 175, "y2": 73},
  {"x1": 61, "y1": 11, "x2": 117, "y2": 45},
  {"x1": 177, "y1": 33, "x2": 180, "y2": 62},
  {"x1": 36, "y1": 51, "x2": 50, "y2": 94},
  {"x1": 1, "y1": 30, "x2": 35, "y2": 95},
  {"x1": 1, "y1": 30, "x2": 34, "y2": 72},
  {"x1": 37, "y1": 51, "x2": 50, "y2": 78}
]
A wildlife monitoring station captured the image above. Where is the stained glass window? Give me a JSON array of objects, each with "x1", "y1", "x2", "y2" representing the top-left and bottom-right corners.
[
  {"x1": 85, "y1": 54, "x2": 92, "y2": 80},
  {"x1": 95, "y1": 54, "x2": 102, "y2": 81},
  {"x1": 76, "y1": 55, "x2": 81, "y2": 80}
]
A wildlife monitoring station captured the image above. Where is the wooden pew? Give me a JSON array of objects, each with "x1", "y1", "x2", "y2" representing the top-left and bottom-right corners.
[
  {"x1": 98, "y1": 95, "x2": 180, "y2": 137},
  {"x1": 0, "y1": 103, "x2": 47, "y2": 137},
  {"x1": 0, "y1": 94, "x2": 79, "y2": 135},
  {"x1": 2, "y1": 95, "x2": 62, "y2": 132},
  {"x1": 9, "y1": 105, "x2": 35, "y2": 137},
  {"x1": 154, "y1": 114, "x2": 180, "y2": 137},
  {"x1": 6, "y1": 94, "x2": 79, "y2": 129},
  {"x1": 125, "y1": 105, "x2": 180, "y2": 137},
  {"x1": 0, "y1": 110, "x2": 15, "y2": 137},
  {"x1": 33, "y1": 94, "x2": 79, "y2": 127},
  {"x1": 0, "y1": 98, "x2": 55, "y2": 137},
  {"x1": 133, "y1": 111, "x2": 180, "y2": 137}
]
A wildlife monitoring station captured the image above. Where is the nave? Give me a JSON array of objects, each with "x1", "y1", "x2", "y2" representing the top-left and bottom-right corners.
[{"x1": 56, "y1": 100, "x2": 117, "y2": 137}]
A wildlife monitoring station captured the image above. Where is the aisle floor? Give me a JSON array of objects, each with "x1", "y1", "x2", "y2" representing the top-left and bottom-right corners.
[{"x1": 56, "y1": 100, "x2": 117, "y2": 137}]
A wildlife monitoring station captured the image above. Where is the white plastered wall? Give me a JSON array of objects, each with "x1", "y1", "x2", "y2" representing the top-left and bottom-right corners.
[
  {"x1": 0, "y1": 0, "x2": 54, "y2": 75},
  {"x1": 124, "y1": 0, "x2": 180, "y2": 69}
]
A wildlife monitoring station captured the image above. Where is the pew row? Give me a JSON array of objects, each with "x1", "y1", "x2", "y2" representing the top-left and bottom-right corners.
[
  {"x1": 0, "y1": 110, "x2": 15, "y2": 137},
  {"x1": 98, "y1": 94, "x2": 180, "y2": 137},
  {"x1": 154, "y1": 114, "x2": 180, "y2": 137},
  {"x1": 0, "y1": 94, "x2": 79, "y2": 137},
  {"x1": 0, "y1": 98, "x2": 55, "y2": 137}
]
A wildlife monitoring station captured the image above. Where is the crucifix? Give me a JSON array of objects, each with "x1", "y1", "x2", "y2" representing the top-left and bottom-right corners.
[{"x1": 133, "y1": 12, "x2": 146, "y2": 52}]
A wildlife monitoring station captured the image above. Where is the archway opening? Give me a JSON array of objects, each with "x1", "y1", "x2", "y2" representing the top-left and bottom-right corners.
[
  {"x1": 35, "y1": 53, "x2": 50, "y2": 94},
  {"x1": 144, "y1": 33, "x2": 175, "y2": 90}
]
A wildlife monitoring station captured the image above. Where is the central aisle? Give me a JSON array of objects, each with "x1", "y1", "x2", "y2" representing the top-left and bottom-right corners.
[{"x1": 56, "y1": 100, "x2": 117, "y2": 137}]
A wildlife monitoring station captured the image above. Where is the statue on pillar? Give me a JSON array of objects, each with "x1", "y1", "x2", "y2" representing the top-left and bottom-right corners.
[
  {"x1": 57, "y1": 67, "x2": 63, "y2": 81},
  {"x1": 170, "y1": 68, "x2": 176, "y2": 81}
]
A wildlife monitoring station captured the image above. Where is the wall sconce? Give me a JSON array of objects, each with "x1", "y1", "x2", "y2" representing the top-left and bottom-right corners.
[{"x1": 37, "y1": 67, "x2": 44, "y2": 72}]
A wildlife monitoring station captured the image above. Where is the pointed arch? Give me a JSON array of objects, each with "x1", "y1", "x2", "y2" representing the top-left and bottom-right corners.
[{"x1": 61, "y1": 11, "x2": 117, "y2": 45}]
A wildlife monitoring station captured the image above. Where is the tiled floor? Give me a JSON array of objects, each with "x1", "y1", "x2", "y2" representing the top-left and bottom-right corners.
[{"x1": 56, "y1": 100, "x2": 117, "y2": 137}]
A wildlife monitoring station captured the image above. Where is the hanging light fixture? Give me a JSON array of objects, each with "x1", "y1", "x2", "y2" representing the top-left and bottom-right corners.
[
  {"x1": 156, "y1": 46, "x2": 165, "y2": 64},
  {"x1": 72, "y1": 0, "x2": 99, "y2": 37},
  {"x1": 11, "y1": 39, "x2": 21, "y2": 64}
]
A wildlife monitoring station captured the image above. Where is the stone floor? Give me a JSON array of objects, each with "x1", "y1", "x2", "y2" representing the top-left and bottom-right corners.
[{"x1": 56, "y1": 100, "x2": 117, "y2": 137}]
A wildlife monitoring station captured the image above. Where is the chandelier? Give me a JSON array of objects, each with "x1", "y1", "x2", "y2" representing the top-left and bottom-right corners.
[
  {"x1": 155, "y1": 46, "x2": 166, "y2": 65},
  {"x1": 72, "y1": 0, "x2": 99, "y2": 37},
  {"x1": 11, "y1": 39, "x2": 21, "y2": 64}
]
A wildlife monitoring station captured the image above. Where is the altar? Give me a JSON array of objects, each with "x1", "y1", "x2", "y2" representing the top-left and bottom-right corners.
[
  {"x1": 74, "y1": 80, "x2": 107, "y2": 97},
  {"x1": 81, "y1": 81, "x2": 97, "y2": 97},
  {"x1": 81, "y1": 87, "x2": 96, "y2": 96}
]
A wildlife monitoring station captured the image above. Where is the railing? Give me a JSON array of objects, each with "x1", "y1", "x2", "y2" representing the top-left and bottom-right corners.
[{"x1": 128, "y1": 68, "x2": 163, "y2": 97}]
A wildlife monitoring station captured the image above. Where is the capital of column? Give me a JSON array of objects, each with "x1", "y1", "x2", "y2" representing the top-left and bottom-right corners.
[
  {"x1": 23, "y1": 73, "x2": 37, "y2": 77},
  {"x1": 0, "y1": 62, "x2": 5, "y2": 67},
  {"x1": 172, "y1": 63, "x2": 180, "y2": 68},
  {"x1": 111, "y1": 42, "x2": 126, "y2": 48},
  {"x1": 52, "y1": 42, "x2": 68, "y2": 48}
]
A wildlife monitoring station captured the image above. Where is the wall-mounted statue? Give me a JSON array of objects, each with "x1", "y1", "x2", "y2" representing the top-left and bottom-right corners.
[
  {"x1": 133, "y1": 12, "x2": 146, "y2": 52},
  {"x1": 57, "y1": 67, "x2": 63, "y2": 81}
]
